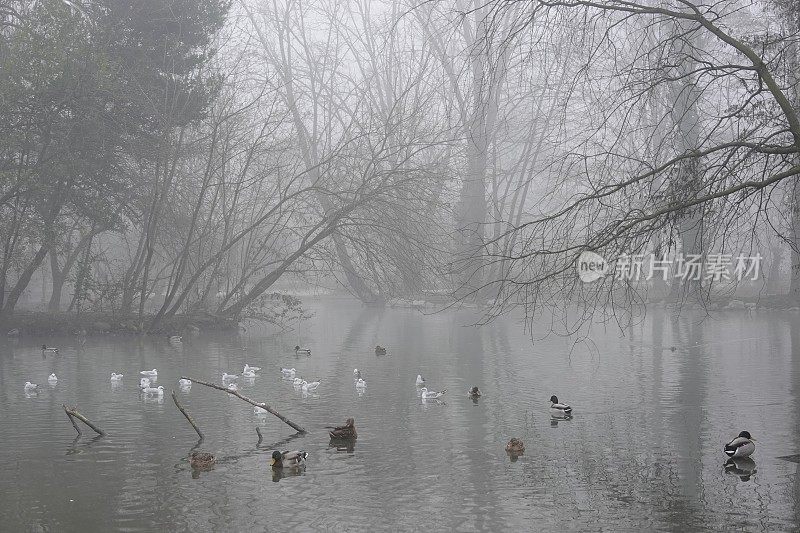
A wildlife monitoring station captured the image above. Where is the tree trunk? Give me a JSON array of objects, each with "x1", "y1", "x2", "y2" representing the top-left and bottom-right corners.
[{"x1": 48, "y1": 247, "x2": 65, "y2": 312}]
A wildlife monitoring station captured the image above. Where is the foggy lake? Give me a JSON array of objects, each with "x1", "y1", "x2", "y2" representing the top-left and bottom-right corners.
[
  {"x1": 4, "y1": 0, "x2": 800, "y2": 530},
  {"x1": 2, "y1": 298, "x2": 799, "y2": 531}
]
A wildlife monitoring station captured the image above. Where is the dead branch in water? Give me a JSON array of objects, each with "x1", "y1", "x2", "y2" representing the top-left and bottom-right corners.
[
  {"x1": 256, "y1": 426, "x2": 263, "y2": 445},
  {"x1": 63, "y1": 404, "x2": 105, "y2": 436},
  {"x1": 181, "y1": 376, "x2": 306, "y2": 433},
  {"x1": 171, "y1": 390, "x2": 204, "y2": 441}
]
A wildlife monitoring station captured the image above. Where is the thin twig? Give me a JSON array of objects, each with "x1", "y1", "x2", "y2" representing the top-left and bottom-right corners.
[
  {"x1": 171, "y1": 390, "x2": 204, "y2": 441},
  {"x1": 181, "y1": 376, "x2": 306, "y2": 433},
  {"x1": 65, "y1": 411, "x2": 81, "y2": 435},
  {"x1": 256, "y1": 426, "x2": 263, "y2": 445}
]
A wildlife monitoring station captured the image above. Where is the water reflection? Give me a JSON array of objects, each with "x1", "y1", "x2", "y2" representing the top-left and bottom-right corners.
[
  {"x1": 550, "y1": 414, "x2": 573, "y2": 427},
  {"x1": 2, "y1": 301, "x2": 800, "y2": 531},
  {"x1": 724, "y1": 457, "x2": 757, "y2": 481}
]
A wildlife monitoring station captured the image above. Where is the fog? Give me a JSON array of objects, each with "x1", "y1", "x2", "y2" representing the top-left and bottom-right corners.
[{"x1": 1, "y1": 0, "x2": 798, "y2": 333}]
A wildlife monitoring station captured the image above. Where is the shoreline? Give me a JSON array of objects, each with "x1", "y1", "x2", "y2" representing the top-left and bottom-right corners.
[{"x1": 0, "y1": 311, "x2": 240, "y2": 336}]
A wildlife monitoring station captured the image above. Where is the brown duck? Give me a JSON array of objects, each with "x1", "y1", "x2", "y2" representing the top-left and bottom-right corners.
[
  {"x1": 189, "y1": 451, "x2": 216, "y2": 468},
  {"x1": 505, "y1": 438, "x2": 525, "y2": 454},
  {"x1": 328, "y1": 418, "x2": 357, "y2": 439}
]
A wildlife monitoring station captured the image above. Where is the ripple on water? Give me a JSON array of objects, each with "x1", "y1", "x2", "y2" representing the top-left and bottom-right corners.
[{"x1": 1, "y1": 304, "x2": 800, "y2": 531}]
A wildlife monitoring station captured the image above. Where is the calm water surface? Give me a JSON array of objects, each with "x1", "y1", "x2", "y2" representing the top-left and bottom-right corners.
[{"x1": 1, "y1": 299, "x2": 800, "y2": 531}]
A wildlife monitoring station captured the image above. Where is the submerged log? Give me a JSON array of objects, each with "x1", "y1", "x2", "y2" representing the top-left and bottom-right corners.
[
  {"x1": 181, "y1": 376, "x2": 306, "y2": 433},
  {"x1": 63, "y1": 404, "x2": 105, "y2": 436},
  {"x1": 171, "y1": 390, "x2": 204, "y2": 441}
]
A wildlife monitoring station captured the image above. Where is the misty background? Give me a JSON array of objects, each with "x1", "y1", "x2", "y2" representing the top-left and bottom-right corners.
[{"x1": 2, "y1": 0, "x2": 799, "y2": 334}]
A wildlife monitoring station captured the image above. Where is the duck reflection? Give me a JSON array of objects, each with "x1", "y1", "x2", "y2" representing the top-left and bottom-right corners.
[
  {"x1": 272, "y1": 466, "x2": 304, "y2": 482},
  {"x1": 329, "y1": 438, "x2": 357, "y2": 453},
  {"x1": 550, "y1": 413, "x2": 573, "y2": 427},
  {"x1": 724, "y1": 457, "x2": 757, "y2": 481}
]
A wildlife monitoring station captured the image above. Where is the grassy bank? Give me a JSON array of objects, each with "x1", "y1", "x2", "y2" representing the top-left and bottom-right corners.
[{"x1": 0, "y1": 312, "x2": 240, "y2": 336}]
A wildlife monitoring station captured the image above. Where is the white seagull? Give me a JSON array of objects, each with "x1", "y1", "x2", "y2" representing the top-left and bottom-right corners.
[
  {"x1": 244, "y1": 364, "x2": 261, "y2": 373},
  {"x1": 222, "y1": 372, "x2": 238, "y2": 381},
  {"x1": 419, "y1": 387, "x2": 446, "y2": 399},
  {"x1": 140, "y1": 369, "x2": 158, "y2": 377},
  {"x1": 110, "y1": 373, "x2": 123, "y2": 382},
  {"x1": 48, "y1": 373, "x2": 58, "y2": 383},
  {"x1": 416, "y1": 375, "x2": 425, "y2": 386},
  {"x1": 24, "y1": 381, "x2": 39, "y2": 392},
  {"x1": 281, "y1": 367, "x2": 296, "y2": 378},
  {"x1": 178, "y1": 378, "x2": 192, "y2": 388},
  {"x1": 301, "y1": 380, "x2": 320, "y2": 393}
]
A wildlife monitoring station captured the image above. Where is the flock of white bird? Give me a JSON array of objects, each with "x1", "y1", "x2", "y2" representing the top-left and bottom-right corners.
[{"x1": 22, "y1": 342, "x2": 757, "y2": 463}]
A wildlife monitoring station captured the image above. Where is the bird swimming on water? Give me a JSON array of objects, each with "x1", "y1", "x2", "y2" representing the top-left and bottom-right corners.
[
  {"x1": 270, "y1": 450, "x2": 307, "y2": 468},
  {"x1": 41, "y1": 345, "x2": 59, "y2": 354},
  {"x1": 468, "y1": 386, "x2": 482, "y2": 398},
  {"x1": 295, "y1": 345, "x2": 311, "y2": 355},
  {"x1": 506, "y1": 438, "x2": 525, "y2": 454},
  {"x1": 375, "y1": 345, "x2": 387, "y2": 355},
  {"x1": 419, "y1": 387, "x2": 446, "y2": 399},
  {"x1": 328, "y1": 418, "x2": 357, "y2": 439},
  {"x1": 550, "y1": 395, "x2": 572, "y2": 415},
  {"x1": 724, "y1": 431, "x2": 756, "y2": 458},
  {"x1": 189, "y1": 452, "x2": 216, "y2": 469},
  {"x1": 415, "y1": 374, "x2": 425, "y2": 386}
]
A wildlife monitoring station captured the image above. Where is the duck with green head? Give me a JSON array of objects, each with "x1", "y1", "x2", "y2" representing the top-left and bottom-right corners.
[{"x1": 271, "y1": 450, "x2": 308, "y2": 468}]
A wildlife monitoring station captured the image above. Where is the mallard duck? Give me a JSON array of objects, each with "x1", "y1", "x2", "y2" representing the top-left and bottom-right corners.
[
  {"x1": 244, "y1": 364, "x2": 261, "y2": 373},
  {"x1": 48, "y1": 373, "x2": 58, "y2": 383},
  {"x1": 189, "y1": 451, "x2": 216, "y2": 468},
  {"x1": 270, "y1": 450, "x2": 307, "y2": 468},
  {"x1": 724, "y1": 431, "x2": 756, "y2": 458},
  {"x1": 328, "y1": 418, "x2": 358, "y2": 439},
  {"x1": 281, "y1": 367, "x2": 296, "y2": 377},
  {"x1": 294, "y1": 346, "x2": 311, "y2": 355},
  {"x1": 550, "y1": 395, "x2": 572, "y2": 415},
  {"x1": 110, "y1": 372, "x2": 123, "y2": 382},
  {"x1": 41, "y1": 345, "x2": 59, "y2": 354},
  {"x1": 140, "y1": 369, "x2": 158, "y2": 377},
  {"x1": 415, "y1": 374, "x2": 425, "y2": 386},
  {"x1": 506, "y1": 438, "x2": 525, "y2": 454},
  {"x1": 375, "y1": 345, "x2": 387, "y2": 355},
  {"x1": 24, "y1": 381, "x2": 39, "y2": 392},
  {"x1": 420, "y1": 387, "x2": 446, "y2": 399},
  {"x1": 468, "y1": 386, "x2": 482, "y2": 398}
]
